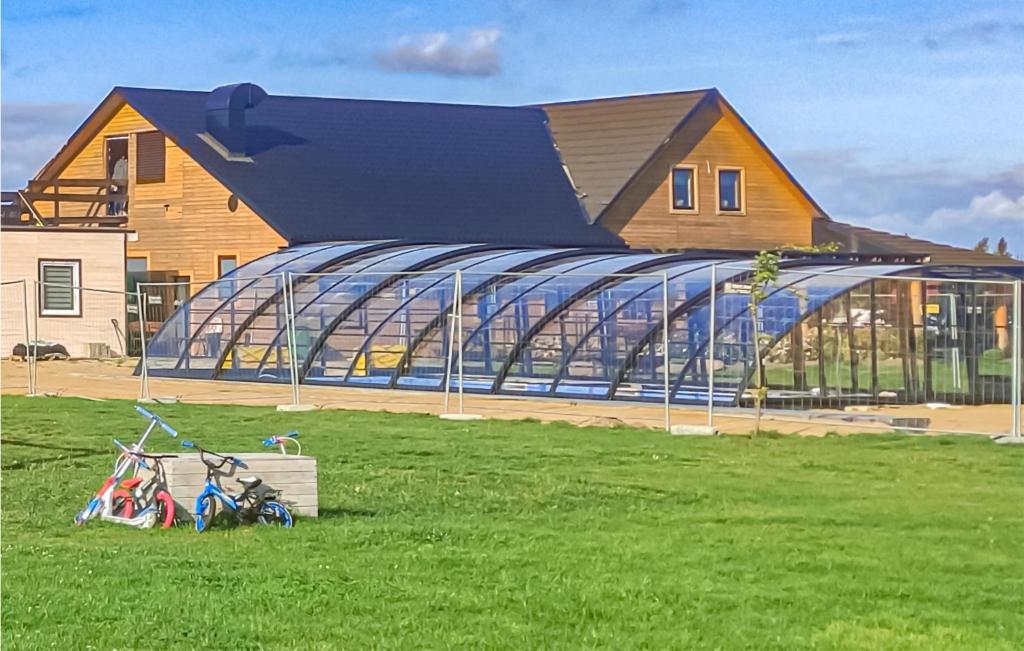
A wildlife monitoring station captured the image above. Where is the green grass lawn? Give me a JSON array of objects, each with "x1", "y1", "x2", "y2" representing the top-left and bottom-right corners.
[{"x1": 2, "y1": 396, "x2": 1023, "y2": 649}]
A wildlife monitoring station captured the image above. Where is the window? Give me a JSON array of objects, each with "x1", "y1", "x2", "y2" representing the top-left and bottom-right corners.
[
  {"x1": 126, "y1": 257, "x2": 148, "y2": 274},
  {"x1": 670, "y1": 166, "x2": 697, "y2": 212},
  {"x1": 38, "y1": 260, "x2": 81, "y2": 316},
  {"x1": 717, "y1": 168, "x2": 744, "y2": 213},
  {"x1": 136, "y1": 131, "x2": 166, "y2": 183},
  {"x1": 217, "y1": 255, "x2": 238, "y2": 278}
]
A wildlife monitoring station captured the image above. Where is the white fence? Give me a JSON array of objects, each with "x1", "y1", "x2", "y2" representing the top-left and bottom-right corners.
[{"x1": 1, "y1": 266, "x2": 1021, "y2": 440}]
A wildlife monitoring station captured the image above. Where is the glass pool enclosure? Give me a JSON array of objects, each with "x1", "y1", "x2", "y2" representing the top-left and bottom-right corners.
[{"x1": 143, "y1": 241, "x2": 1022, "y2": 409}]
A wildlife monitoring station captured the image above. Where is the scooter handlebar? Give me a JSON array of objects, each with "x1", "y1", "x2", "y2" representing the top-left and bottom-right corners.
[{"x1": 134, "y1": 405, "x2": 179, "y2": 438}]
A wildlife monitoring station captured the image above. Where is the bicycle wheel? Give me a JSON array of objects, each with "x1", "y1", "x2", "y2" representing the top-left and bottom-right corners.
[
  {"x1": 257, "y1": 501, "x2": 293, "y2": 528},
  {"x1": 154, "y1": 490, "x2": 175, "y2": 529},
  {"x1": 195, "y1": 495, "x2": 216, "y2": 533},
  {"x1": 111, "y1": 489, "x2": 134, "y2": 518}
]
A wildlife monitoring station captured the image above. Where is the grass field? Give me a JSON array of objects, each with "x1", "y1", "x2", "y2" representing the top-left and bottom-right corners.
[{"x1": 2, "y1": 396, "x2": 1023, "y2": 649}]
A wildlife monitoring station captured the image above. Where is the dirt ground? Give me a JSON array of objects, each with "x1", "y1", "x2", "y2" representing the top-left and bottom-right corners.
[{"x1": 2, "y1": 359, "x2": 1019, "y2": 437}]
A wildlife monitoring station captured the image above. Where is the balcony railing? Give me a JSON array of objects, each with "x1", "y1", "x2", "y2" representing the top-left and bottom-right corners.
[{"x1": 7, "y1": 178, "x2": 129, "y2": 227}]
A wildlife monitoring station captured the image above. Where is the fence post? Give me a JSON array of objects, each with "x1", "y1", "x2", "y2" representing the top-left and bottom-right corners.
[
  {"x1": 1012, "y1": 279, "x2": 1022, "y2": 441},
  {"x1": 662, "y1": 271, "x2": 671, "y2": 431},
  {"x1": 442, "y1": 272, "x2": 457, "y2": 415},
  {"x1": 20, "y1": 280, "x2": 34, "y2": 395},
  {"x1": 707, "y1": 264, "x2": 717, "y2": 428},
  {"x1": 31, "y1": 280, "x2": 39, "y2": 395},
  {"x1": 456, "y1": 269, "x2": 465, "y2": 415},
  {"x1": 135, "y1": 286, "x2": 151, "y2": 401}
]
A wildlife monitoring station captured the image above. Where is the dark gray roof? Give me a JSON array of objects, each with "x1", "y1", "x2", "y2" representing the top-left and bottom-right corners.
[{"x1": 112, "y1": 87, "x2": 624, "y2": 248}]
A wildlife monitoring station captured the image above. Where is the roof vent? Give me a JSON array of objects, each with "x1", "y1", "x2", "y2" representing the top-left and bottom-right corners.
[{"x1": 201, "y1": 83, "x2": 268, "y2": 161}]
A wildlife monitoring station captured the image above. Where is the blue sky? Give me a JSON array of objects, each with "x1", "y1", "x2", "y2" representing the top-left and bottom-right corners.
[{"x1": 3, "y1": 0, "x2": 1022, "y2": 255}]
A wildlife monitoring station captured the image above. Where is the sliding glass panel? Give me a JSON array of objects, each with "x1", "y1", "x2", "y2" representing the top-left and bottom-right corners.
[
  {"x1": 215, "y1": 242, "x2": 401, "y2": 380},
  {"x1": 460, "y1": 254, "x2": 663, "y2": 395},
  {"x1": 302, "y1": 244, "x2": 484, "y2": 383},
  {"x1": 615, "y1": 261, "x2": 753, "y2": 402},
  {"x1": 145, "y1": 242, "x2": 333, "y2": 376},
  {"x1": 673, "y1": 265, "x2": 914, "y2": 404},
  {"x1": 345, "y1": 248, "x2": 566, "y2": 387},
  {"x1": 553, "y1": 259, "x2": 727, "y2": 399},
  {"x1": 398, "y1": 252, "x2": 609, "y2": 389},
  {"x1": 499, "y1": 255, "x2": 684, "y2": 395}
]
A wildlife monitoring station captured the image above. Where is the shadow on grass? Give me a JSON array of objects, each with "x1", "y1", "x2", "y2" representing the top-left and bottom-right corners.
[
  {"x1": 1, "y1": 438, "x2": 107, "y2": 470},
  {"x1": 318, "y1": 506, "x2": 380, "y2": 520}
]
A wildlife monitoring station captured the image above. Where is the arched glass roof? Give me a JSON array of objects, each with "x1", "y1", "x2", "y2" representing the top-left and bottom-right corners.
[{"x1": 147, "y1": 242, "x2": 1008, "y2": 407}]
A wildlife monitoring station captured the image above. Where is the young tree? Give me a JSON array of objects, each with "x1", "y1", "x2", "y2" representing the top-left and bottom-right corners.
[
  {"x1": 746, "y1": 243, "x2": 838, "y2": 435},
  {"x1": 973, "y1": 237, "x2": 990, "y2": 253}
]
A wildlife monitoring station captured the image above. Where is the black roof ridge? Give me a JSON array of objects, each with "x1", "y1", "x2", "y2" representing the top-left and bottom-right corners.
[{"x1": 113, "y1": 86, "x2": 537, "y2": 112}]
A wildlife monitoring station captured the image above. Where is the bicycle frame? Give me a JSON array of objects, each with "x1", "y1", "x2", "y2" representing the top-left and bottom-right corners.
[{"x1": 75, "y1": 406, "x2": 178, "y2": 526}]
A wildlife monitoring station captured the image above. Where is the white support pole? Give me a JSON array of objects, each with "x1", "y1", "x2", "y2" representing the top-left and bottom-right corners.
[
  {"x1": 32, "y1": 281, "x2": 39, "y2": 395},
  {"x1": 662, "y1": 271, "x2": 671, "y2": 432},
  {"x1": 276, "y1": 272, "x2": 315, "y2": 412},
  {"x1": 707, "y1": 264, "x2": 718, "y2": 428},
  {"x1": 20, "y1": 280, "x2": 34, "y2": 395},
  {"x1": 440, "y1": 270, "x2": 482, "y2": 422},
  {"x1": 136, "y1": 287, "x2": 151, "y2": 401},
  {"x1": 442, "y1": 272, "x2": 457, "y2": 414},
  {"x1": 286, "y1": 272, "x2": 300, "y2": 405},
  {"x1": 456, "y1": 269, "x2": 465, "y2": 415},
  {"x1": 1012, "y1": 279, "x2": 1022, "y2": 440}
]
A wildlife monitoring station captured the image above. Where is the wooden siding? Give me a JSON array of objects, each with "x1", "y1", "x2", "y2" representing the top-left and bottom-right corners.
[
  {"x1": 612, "y1": 110, "x2": 816, "y2": 251},
  {"x1": 47, "y1": 103, "x2": 285, "y2": 284}
]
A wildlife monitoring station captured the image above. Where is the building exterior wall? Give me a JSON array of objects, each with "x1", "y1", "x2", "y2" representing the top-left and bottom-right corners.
[
  {"x1": 47, "y1": 103, "x2": 285, "y2": 284},
  {"x1": 1, "y1": 229, "x2": 127, "y2": 358},
  {"x1": 615, "y1": 112, "x2": 817, "y2": 250}
]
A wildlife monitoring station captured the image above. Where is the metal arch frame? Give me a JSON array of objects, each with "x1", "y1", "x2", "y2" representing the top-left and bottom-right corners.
[
  {"x1": 338, "y1": 248, "x2": 591, "y2": 388},
  {"x1": 165, "y1": 243, "x2": 341, "y2": 371},
  {"x1": 604, "y1": 264, "x2": 757, "y2": 401},
  {"x1": 299, "y1": 244, "x2": 504, "y2": 383},
  {"x1": 209, "y1": 241, "x2": 413, "y2": 380},
  {"x1": 665, "y1": 265, "x2": 860, "y2": 404},
  {"x1": 548, "y1": 259, "x2": 723, "y2": 396},
  {"x1": 730, "y1": 274, "x2": 879, "y2": 405},
  {"x1": 726, "y1": 263, "x2": 996, "y2": 406},
  {"x1": 250, "y1": 242, "x2": 454, "y2": 376},
  {"x1": 605, "y1": 259, "x2": 849, "y2": 402},
  {"x1": 338, "y1": 249, "x2": 529, "y2": 384},
  {"x1": 489, "y1": 254, "x2": 695, "y2": 394},
  {"x1": 387, "y1": 250, "x2": 623, "y2": 389}
]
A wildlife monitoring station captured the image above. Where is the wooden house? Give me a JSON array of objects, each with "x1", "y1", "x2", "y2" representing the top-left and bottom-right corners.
[{"x1": 7, "y1": 83, "x2": 1015, "y2": 292}]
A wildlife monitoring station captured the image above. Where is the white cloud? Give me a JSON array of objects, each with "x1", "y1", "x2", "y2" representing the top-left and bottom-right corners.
[
  {"x1": 927, "y1": 190, "x2": 1024, "y2": 224},
  {"x1": 375, "y1": 28, "x2": 502, "y2": 77}
]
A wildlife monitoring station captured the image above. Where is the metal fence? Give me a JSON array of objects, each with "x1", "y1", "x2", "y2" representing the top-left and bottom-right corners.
[{"x1": 2, "y1": 265, "x2": 1021, "y2": 440}]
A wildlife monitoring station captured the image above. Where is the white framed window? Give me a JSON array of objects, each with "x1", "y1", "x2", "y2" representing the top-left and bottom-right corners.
[
  {"x1": 670, "y1": 165, "x2": 698, "y2": 213},
  {"x1": 716, "y1": 167, "x2": 745, "y2": 214},
  {"x1": 38, "y1": 260, "x2": 81, "y2": 317}
]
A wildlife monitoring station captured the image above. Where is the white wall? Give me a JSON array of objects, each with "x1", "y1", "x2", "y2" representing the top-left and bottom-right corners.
[{"x1": 1, "y1": 229, "x2": 128, "y2": 358}]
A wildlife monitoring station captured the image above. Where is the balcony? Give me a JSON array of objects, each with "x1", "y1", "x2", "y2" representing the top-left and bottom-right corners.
[{"x1": 3, "y1": 178, "x2": 129, "y2": 227}]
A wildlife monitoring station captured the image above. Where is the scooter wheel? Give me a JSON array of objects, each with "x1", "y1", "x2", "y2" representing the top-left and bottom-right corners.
[{"x1": 111, "y1": 489, "x2": 134, "y2": 519}]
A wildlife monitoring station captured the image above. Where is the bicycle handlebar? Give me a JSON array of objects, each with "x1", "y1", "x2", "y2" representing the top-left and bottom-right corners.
[
  {"x1": 181, "y1": 440, "x2": 248, "y2": 470},
  {"x1": 135, "y1": 405, "x2": 179, "y2": 438}
]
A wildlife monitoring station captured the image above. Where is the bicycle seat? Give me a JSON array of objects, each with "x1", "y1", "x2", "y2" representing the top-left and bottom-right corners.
[
  {"x1": 121, "y1": 478, "x2": 143, "y2": 489},
  {"x1": 236, "y1": 476, "x2": 262, "y2": 491}
]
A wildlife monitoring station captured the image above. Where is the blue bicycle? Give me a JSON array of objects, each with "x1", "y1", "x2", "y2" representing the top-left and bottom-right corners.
[{"x1": 181, "y1": 441, "x2": 294, "y2": 532}]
